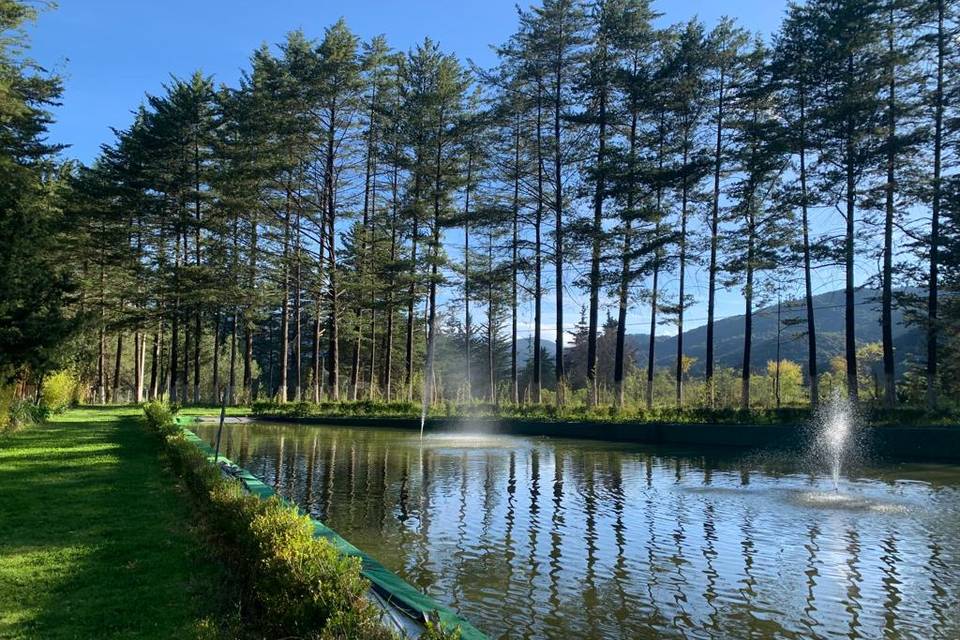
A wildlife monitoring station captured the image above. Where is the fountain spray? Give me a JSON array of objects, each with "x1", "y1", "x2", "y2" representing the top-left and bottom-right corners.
[
  {"x1": 814, "y1": 390, "x2": 856, "y2": 490},
  {"x1": 420, "y1": 304, "x2": 438, "y2": 441}
]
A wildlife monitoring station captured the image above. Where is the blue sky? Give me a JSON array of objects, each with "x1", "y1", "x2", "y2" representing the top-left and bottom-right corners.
[
  {"x1": 30, "y1": 1, "x2": 789, "y2": 164},
  {"x1": 27, "y1": 0, "x2": 863, "y2": 345}
]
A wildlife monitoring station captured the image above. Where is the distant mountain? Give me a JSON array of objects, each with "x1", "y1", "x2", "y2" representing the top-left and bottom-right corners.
[
  {"x1": 632, "y1": 288, "x2": 925, "y2": 376},
  {"x1": 518, "y1": 288, "x2": 924, "y2": 377},
  {"x1": 517, "y1": 336, "x2": 557, "y2": 366}
]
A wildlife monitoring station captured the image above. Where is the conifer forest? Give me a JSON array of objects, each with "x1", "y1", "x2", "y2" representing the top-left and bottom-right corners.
[{"x1": 3, "y1": 0, "x2": 959, "y2": 417}]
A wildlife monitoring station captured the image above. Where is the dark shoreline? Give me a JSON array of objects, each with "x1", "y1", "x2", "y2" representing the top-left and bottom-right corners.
[{"x1": 253, "y1": 414, "x2": 960, "y2": 462}]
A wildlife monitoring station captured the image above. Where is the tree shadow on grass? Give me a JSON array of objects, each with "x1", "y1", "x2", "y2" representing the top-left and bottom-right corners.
[{"x1": 0, "y1": 417, "x2": 226, "y2": 640}]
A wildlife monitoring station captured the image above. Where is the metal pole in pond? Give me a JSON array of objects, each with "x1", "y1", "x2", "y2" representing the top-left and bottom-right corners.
[{"x1": 214, "y1": 386, "x2": 227, "y2": 463}]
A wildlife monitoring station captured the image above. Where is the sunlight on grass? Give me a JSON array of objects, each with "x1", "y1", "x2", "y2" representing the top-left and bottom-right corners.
[{"x1": 0, "y1": 410, "x2": 226, "y2": 639}]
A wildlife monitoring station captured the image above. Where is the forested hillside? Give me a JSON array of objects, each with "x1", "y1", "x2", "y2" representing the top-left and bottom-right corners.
[
  {"x1": 644, "y1": 288, "x2": 924, "y2": 373},
  {"x1": 524, "y1": 287, "x2": 925, "y2": 372}
]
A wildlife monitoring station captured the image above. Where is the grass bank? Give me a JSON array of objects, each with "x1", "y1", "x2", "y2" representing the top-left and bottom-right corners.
[
  {"x1": 145, "y1": 401, "x2": 466, "y2": 640},
  {"x1": 0, "y1": 407, "x2": 228, "y2": 639}
]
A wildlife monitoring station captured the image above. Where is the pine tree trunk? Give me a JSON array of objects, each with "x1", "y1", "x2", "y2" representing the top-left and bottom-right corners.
[
  {"x1": 510, "y1": 114, "x2": 520, "y2": 405},
  {"x1": 159, "y1": 328, "x2": 168, "y2": 401},
  {"x1": 139, "y1": 332, "x2": 146, "y2": 403},
  {"x1": 350, "y1": 317, "x2": 362, "y2": 401},
  {"x1": 193, "y1": 312, "x2": 201, "y2": 404},
  {"x1": 424, "y1": 117, "x2": 446, "y2": 409},
  {"x1": 614, "y1": 100, "x2": 639, "y2": 409},
  {"x1": 327, "y1": 248, "x2": 340, "y2": 402},
  {"x1": 776, "y1": 298, "x2": 782, "y2": 408},
  {"x1": 244, "y1": 325, "x2": 254, "y2": 401},
  {"x1": 647, "y1": 115, "x2": 667, "y2": 411},
  {"x1": 181, "y1": 232, "x2": 190, "y2": 402},
  {"x1": 553, "y1": 51, "x2": 566, "y2": 406},
  {"x1": 193, "y1": 131, "x2": 203, "y2": 405},
  {"x1": 243, "y1": 212, "x2": 258, "y2": 401},
  {"x1": 676, "y1": 148, "x2": 690, "y2": 407},
  {"x1": 313, "y1": 305, "x2": 321, "y2": 403},
  {"x1": 586, "y1": 76, "x2": 606, "y2": 408},
  {"x1": 488, "y1": 232, "x2": 496, "y2": 403},
  {"x1": 212, "y1": 311, "x2": 221, "y2": 403},
  {"x1": 169, "y1": 223, "x2": 181, "y2": 403},
  {"x1": 384, "y1": 307, "x2": 394, "y2": 400},
  {"x1": 134, "y1": 331, "x2": 143, "y2": 403},
  {"x1": 295, "y1": 211, "x2": 303, "y2": 402},
  {"x1": 133, "y1": 216, "x2": 144, "y2": 404},
  {"x1": 882, "y1": 8, "x2": 897, "y2": 409},
  {"x1": 799, "y1": 86, "x2": 818, "y2": 407},
  {"x1": 267, "y1": 323, "x2": 275, "y2": 397},
  {"x1": 279, "y1": 203, "x2": 291, "y2": 403},
  {"x1": 97, "y1": 246, "x2": 106, "y2": 405},
  {"x1": 182, "y1": 321, "x2": 190, "y2": 403},
  {"x1": 326, "y1": 108, "x2": 341, "y2": 402},
  {"x1": 404, "y1": 173, "x2": 422, "y2": 402},
  {"x1": 706, "y1": 70, "x2": 725, "y2": 408},
  {"x1": 464, "y1": 156, "x2": 473, "y2": 401},
  {"x1": 533, "y1": 81, "x2": 544, "y2": 405},
  {"x1": 368, "y1": 310, "x2": 377, "y2": 401},
  {"x1": 844, "y1": 86, "x2": 859, "y2": 402},
  {"x1": 614, "y1": 220, "x2": 631, "y2": 409},
  {"x1": 229, "y1": 312, "x2": 237, "y2": 405},
  {"x1": 384, "y1": 221, "x2": 396, "y2": 401},
  {"x1": 425, "y1": 253, "x2": 439, "y2": 411},
  {"x1": 385, "y1": 83, "x2": 401, "y2": 402},
  {"x1": 927, "y1": 0, "x2": 944, "y2": 409},
  {"x1": 646, "y1": 245, "x2": 660, "y2": 410},
  {"x1": 149, "y1": 329, "x2": 159, "y2": 401},
  {"x1": 741, "y1": 216, "x2": 755, "y2": 411},
  {"x1": 112, "y1": 331, "x2": 123, "y2": 403},
  {"x1": 169, "y1": 311, "x2": 179, "y2": 403}
]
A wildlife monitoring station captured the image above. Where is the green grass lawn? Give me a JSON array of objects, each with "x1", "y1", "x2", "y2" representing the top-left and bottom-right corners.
[{"x1": 0, "y1": 407, "x2": 227, "y2": 639}]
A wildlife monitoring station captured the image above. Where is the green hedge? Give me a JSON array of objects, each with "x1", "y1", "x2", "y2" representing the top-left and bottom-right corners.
[
  {"x1": 143, "y1": 401, "x2": 459, "y2": 639},
  {"x1": 250, "y1": 399, "x2": 960, "y2": 427},
  {"x1": 252, "y1": 399, "x2": 421, "y2": 419},
  {"x1": 251, "y1": 399, "x2": 815, "y2": 425}
]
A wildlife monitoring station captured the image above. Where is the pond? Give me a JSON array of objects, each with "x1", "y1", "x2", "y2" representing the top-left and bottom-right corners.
[{"x1": 194, "y1": 422, "x2": 960, "y2": 640}]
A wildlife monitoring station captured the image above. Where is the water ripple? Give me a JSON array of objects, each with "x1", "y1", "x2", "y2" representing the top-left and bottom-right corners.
[{"x1": 195, "y1": 422, "x2": 960, "y2": 640}]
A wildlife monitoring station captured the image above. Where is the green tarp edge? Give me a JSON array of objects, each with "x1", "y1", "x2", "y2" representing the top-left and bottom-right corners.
[{"x1": 175, "y1": 418, "x2": 486, "y2": 640}]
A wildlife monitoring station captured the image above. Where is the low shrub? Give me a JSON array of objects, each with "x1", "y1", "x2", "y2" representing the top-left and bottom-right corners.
[
  {"x1": 41, "y1": 370, "x2": 78, "y2": 414},
  {"x1": 5, "y1": 400, "x2": 49, "y2": 431},
  {"x1": 0, "y1": 381, "x2": 15, "y2": 431},
  {"x1": 143, "y1": 400, "x2": 179, "y2": 437},
  {"x1": 144, "y1": 404, "x2": 459, "y2": 640},
  {"x1": 251, "y1": 400, "x2": 282, "y2": 416}
]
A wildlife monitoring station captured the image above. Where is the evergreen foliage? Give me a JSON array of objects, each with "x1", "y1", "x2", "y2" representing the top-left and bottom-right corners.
[{"x1": 3, "y1": 0, "x2": 959, "y2": 417}]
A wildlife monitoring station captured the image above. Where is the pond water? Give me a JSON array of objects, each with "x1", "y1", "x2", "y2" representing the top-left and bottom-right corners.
[{"x1": 194, "y1": 422, "x2": 960, "y2": 640}]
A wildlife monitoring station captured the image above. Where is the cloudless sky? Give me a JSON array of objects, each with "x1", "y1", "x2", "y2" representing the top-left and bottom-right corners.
[
  {"x1": 28, "y1": 0, "x2": 865, "y2": 345},
  {"x1": 30, "y1": 0, "x2": 789, "y2": 163}
]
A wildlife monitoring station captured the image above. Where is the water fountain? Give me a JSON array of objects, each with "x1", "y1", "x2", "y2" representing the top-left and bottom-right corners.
[
  {"x1": 420, "y1": 310, "x2": 438, "y2": 441},
  {"x1": 200, "y1": 388, "x2": 954, "y2": 639},
  {"x1": 419, "y1": 383, "x2": 428, "y2": 441},
  {"x1": 811, "y1": 390, "x2": 858, "y2": 490}
]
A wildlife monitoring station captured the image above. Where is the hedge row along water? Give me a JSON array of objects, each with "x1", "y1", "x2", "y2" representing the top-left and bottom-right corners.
[
  {"x1": 142, "y1": 401, "x2": 463, "y2": 640},
  {"x1": 252, "y1": 399, "x2": 960, "y2": 427}
]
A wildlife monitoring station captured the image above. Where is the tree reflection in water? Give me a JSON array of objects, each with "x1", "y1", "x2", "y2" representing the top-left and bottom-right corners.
[{"x1": 202, "y1": 423, "x2": 960, "y2": 640}]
